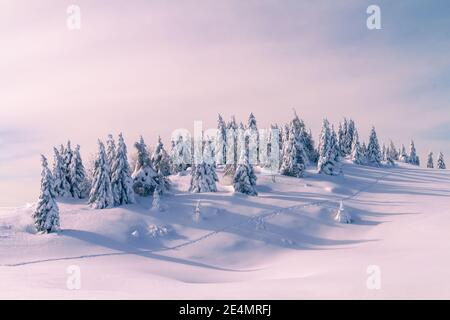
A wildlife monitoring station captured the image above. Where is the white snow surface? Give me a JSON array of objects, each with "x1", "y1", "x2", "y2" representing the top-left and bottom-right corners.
[{"x1": 1, "y1": 161, "x2": 450, "y2": 299}]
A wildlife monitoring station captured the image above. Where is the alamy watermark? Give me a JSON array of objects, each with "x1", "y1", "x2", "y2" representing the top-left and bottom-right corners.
[
  {"x1": 366, "y1": 265, "x2": 381, "y2": 290},
  {"x1": 170, "y1": 121, "x2": 280, "y2": 174},
  {"x1": 366, "y1": 5, "x2": 381, "y2": 30},
  {"x1": 66, "y1": 265, "x2": 81, "y2": 290},
  {"x1": 67, "y1": 5, "x2": 81, "y2": 30}
]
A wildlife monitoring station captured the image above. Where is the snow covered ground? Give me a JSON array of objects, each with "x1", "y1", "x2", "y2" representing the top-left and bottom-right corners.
[{"x1": 1, "y1": 161, "x2": 449, "y2": 299}]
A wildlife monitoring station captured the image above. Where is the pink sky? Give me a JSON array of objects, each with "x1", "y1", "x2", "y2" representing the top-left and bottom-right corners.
[{"x1": 1, "y1": 1, "x2": 449, "y2": 206}]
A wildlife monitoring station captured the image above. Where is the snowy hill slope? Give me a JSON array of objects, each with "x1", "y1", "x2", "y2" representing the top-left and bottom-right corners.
[{"x1": 1, "y1": 161, "x2": 450, "y2": 299}]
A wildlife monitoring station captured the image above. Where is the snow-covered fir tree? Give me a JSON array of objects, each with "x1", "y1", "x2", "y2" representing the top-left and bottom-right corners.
[
  {"x1": 170, "y1": 134, "x2": 192, "y2": 174},
  {"x1": 246, "y1": 112, "x2": 259, "y2": 164},
  {"x1": 224, "y1": 116, "x2": 238, "y2": 176},
  {"x1": 88, "y1": 140, "x2": 114, "y2": 209},
  {"x1": 344, "y1": 119, "x2": 356, "y2": 156},
  {"x1": 292, "y1": 110, "x2": 314, "y2": 164},
  {"x1": 329, "y1": 126, "x2": 342, "y2": 172},
  {"x1": 111, "y1": 133, "x2": 135, "y2": 206},
  {"x1": 389, "y1": 140, "x2": 399, "y2": 160},
  {"x1": 317, "y1": 119, "x2": 331, "y2": 173},
  {"x1": 367, "y1": 127, "x2": 382, "y2": 166},
  {"x1": 258, "y1": 127, "x2": 269, "y2": 167},
  {"x1": 233, "y1": 150, "x2": 258, "y2": 196},
  {"x1": 151, "y1": 136, "x2": 171, "y2": 176},
  {"x1": 215, "y1": 114, "x2": 227, "y2": 165},
  {"x1": 399, "y1": 144, "x2": 408, "y2": 162},
  {"x1": 280, "y1": 122, "x2": 306, "y2": 178},
  {"x1": 189, "y1": 138, "x2": 218, "y2": 193},
  {"x1": 63, "y1": 141, "x2": 74, "y2": 192},
  {"x1": 189, "y1": 162, "x2": 218, "y2": 193},
  {"x1": 437, "y1": 152, "x2": 446, "y2": 169},
  {"x1": 52, "y1": 146, "x2": 70, "y2": 197},
  {"x1": 408, "y1": 140, "x2": 420, "y2": 166},
  {"x1": 106, "y1": 134, "x2": 116, "y2": 171},
  {"x1": 304, "y1": 129, "x2": 318, "y2": 164},
  {"x1": 427, "y1": 152, "x2": 434, "y2": 168},
  {"x1": 33, "y1": 155, "x2": 60, "y2": 233},
  {"x1": 317, "y1": 119, "x2": 341, "y2": 175},
  {"x1": 351, "y1": 130, "x2": 365, "y2": 165},
  {"x1": 237, "y1": 122, "x2": 246, "y2": 164},
  {"x1": 69, "y1": 144, "x2": 88, "y2": 198},
  {"x1": 132, "y1": 136, "x2": 169, "y2": 196},
  {"x1": 264, "y1": 124, "x2": 280, "y2": 171},
  {"x1": 381, "y1": 143, "x2": 387, "y2": 161},
  {"x1": 361, "y1": 142, "x2": 368, "y2": 160},
  {"x1": 384, "y1": 145, "x2": 395, "y2": 166},
  {"x1": 337, "y1": 122, "x2": 346, "y2": 156}
]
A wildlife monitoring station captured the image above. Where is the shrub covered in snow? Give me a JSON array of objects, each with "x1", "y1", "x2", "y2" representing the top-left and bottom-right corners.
[
  {"x1": 147, "y1": 224, "x2": 172, "y2": 238},
  {"x1": 334, "y1": 201, "x2": 352, "y2": 224}
]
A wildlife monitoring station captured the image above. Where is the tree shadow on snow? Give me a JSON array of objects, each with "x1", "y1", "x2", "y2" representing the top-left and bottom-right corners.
[{"x1": 62, "y1": 229, "x2": 250, "y2": 272}]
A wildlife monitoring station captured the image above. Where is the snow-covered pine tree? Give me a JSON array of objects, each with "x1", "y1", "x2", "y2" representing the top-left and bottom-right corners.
[
  {"x1": 111, "y1": 133, "x2": 135, "y2": 205},
  {"x1": 437, "y1": 152, "x2": 446, "y2": 169},
  {"x1": 351, "y1": 130, "x2": 364, "y2": 165},
  {"x1": 63, "y1": 141, "x2": 74, "y2": 194},
  {"x1": 399, "y1": 144, "x2": 408, "y2": 162},
  {"x1": 291, "y1": 110, "x2": 313, "y2": 165},
  {"x1": 330, "y1": 126, "x2": 342, "y2": 172},
  {"x1": 215, "y1": 114, "x2": 227, "y2": 165},
  {"x1": 33, "y1": 155, "x2": 60, "y2": 233},
  {"x1": 280, "y1": 122, "x2": 306, "y2": 178},
  {"x1": 233, "y1": 150, "x2": 258, "y2": 196},
  {"x1": 189, "y1": 138, "x2": 218, "y2": 193},
  {"x1": 106, "y1": 134, "x2": 116, "y2": 172},
  {"x1": 317, "y1": 119, "x2": 341, "y2": 175},
  {"x1": 304, "y1": 129, "x2": 318, "y2": 164},
  {"x1": 151, "y1": 136, "x2": 171, "y2": 176},
  {"x1": 384, "y1": 145, "x2": 395, "y2": 166},
  {"x1": 265, "y1": 124, "x2": 280, "y2": 172},
  {"x1": 264, "y1": 124, "x2": 275, "y2": 167},
  {"x1": 189, "y1": 162, "x2": 218, "y2": 193},
  {"x1": 389, "y1": 140, "x2": 399, "y2": 160},
  {"x1": 170, "y1": 132, "x2": 193, "y2": 174},
  {"x1": 317, "y1": 119, "x2": 331, "y2": 173},
  {"x1": 337, "y1": 121, "x2": 346, "y2": 156},
  {"x1": 69, "y1": 144, "x2": 88, "y2": 198},
  {"x1": 247, "y1": 112, "x2": 259, "y2": 164},
  {"x1": 224, "y1": 116, "x2": 238, "y2": 176},
  {"x1": 408, "y1": 140, "x2": 420, "y2": 166},
  {"x1": 238, "y1": 122, "x2": 246, "y2": 163},
  {"x1": 259, "y1": 127, "x2": 269, "y2": 167},
  {"x1": 427, "y1": 152, "x2": 434, "y2": 168},
  {"x1": 381, "y1": 143, "x2": 387, "y2": 161},
  {"x1": 132, "y1": 136, "x2": 169, "y2": 196},
  {"x1": 367, "y1": 126, "x2": 382, "y2": 166},
  {"x1": 344, "y1": 119, "x2": 356, "y2": 156},
  {"x1": 89, "y1": 140, "x2": 114, "y2": 209},
  {"x1": 52, "y1": 147, "x2": 70, "y2": 197}
]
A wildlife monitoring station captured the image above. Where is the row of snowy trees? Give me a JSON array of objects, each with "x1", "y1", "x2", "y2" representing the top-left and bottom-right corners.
[
  {"x1": 426, "y1": 151, "x2": 446, "y2": 169},
  {"x1": 52, "y1": 141, "x2": 88, "y2": 199},
  {"x1": 33, "y1": 112, "x2": 447, "y2": 233}
]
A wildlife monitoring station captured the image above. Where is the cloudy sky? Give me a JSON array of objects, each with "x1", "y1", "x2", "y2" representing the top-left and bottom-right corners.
[{"x1": 0, "y1": 0, "x2": 449, "y2": 206}]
